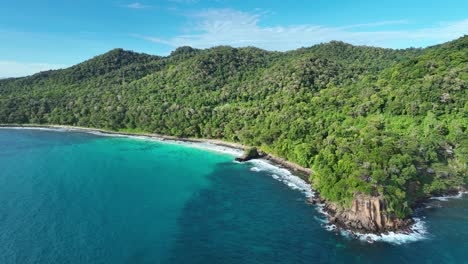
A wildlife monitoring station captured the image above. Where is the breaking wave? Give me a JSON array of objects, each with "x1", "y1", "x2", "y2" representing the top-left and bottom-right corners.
[
  {"x1": 245, "y1": 159, "x2": 314, "y2": 198},
  {"x1": 7, "y1": 126, "x2": 245, "y2": 157},
  {"x1": 430, "y1": 191, "x2": 466, "y2": 201},
  {"x1": 5, "y1": 126, "x2": 457, "y2": 246}
]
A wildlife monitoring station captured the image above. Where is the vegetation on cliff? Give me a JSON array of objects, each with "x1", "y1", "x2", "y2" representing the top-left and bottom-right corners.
[
  {"x1": 235, "y1": 147, "x2": 261, "y2": 162},
  {"x1": 1, "y1": 37, "x2": 467, "y2": 219}
]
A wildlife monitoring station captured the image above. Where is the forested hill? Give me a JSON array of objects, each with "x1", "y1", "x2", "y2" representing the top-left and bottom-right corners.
[{"x1": 1, "y1": 36, "x2": 467, "y2": 219}]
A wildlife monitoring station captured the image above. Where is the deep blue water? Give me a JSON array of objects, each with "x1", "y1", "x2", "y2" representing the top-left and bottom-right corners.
[{"x1": 0, "y1": 128, "x2": 466, "y2": 264}]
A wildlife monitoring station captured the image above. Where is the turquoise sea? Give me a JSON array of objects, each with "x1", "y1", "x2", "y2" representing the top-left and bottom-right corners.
[{"x1": 0, "y1": 128, "x2": 466, "y2": 264}]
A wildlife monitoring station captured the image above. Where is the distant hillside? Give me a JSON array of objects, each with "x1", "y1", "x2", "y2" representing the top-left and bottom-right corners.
[{"x1": 1, "y1": 36, "x2": 467, "y2": 223}]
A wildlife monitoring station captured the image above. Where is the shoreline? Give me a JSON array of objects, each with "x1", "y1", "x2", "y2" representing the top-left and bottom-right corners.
[
  {"x1": 3, "y1": 123, "x2": 464, "y2": 243},
  {"x1": 0, "y1": 124, "x2": 312, "y2": 178}
]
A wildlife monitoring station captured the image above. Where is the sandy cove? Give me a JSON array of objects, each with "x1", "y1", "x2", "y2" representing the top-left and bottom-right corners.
[{"x1": 0, "y1": 124, "x2": 313, "y2": 177}]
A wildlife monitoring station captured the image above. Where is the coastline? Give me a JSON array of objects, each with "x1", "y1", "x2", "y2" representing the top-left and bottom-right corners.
[
  {"x1": 0, "y1": 124, "x2": 312, "y2": 178},
  {"x1": 3, "y1": 123, "x2": 464, "y2": 243}
]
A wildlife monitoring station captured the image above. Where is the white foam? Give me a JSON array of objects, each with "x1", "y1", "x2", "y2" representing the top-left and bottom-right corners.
[
  {"x1": 430, "y1": 191, "x2": 466, "y2": 201},
  {"x1": 3, "y1": 126, "x2": 431, "y2": 245},
  {"x1": 0, "y1": 126, "x2": 68, "y2": 132},
  {"x1": 89, "y1": 131, "x2": 144, "y2": 140},
  {"x1": 174, "y1": 141, "x2": 244, "y2": 157},
  {"x1": 358, "y1": 218, "x2": 427, "y2": 245},
  {"x1": 314, "y1": 216, "x2": 329, "y2": 224},
  {"x1": 246, "y1": 159, "x2": 314, "y2": 198},
  {"x1": 314, "y1": 194, "x2": 429, "y2": 244},
  {"x1": 321, "y1": 216, "x2": 428, "y2": 245},
  {"x1": 431, "y1": 197, "x2": 450, "y2": 202},
  {"x1": 315, "y1": 203, "x2": 327, "y2": 216},
  {"x1": 115, "y1": 134, "x2": 244, "y2": 157},
  {"x1": 3, "y1": 126, "x2": 245, "y2": 157}
]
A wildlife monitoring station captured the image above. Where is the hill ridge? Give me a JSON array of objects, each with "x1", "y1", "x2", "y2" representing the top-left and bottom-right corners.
[{"x1": 1, "y1": 36, "x2": 466, "y2": 232}]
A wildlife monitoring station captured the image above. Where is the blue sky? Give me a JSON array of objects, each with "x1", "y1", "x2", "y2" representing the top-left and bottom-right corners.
[{"x1": 1, "y1": 0, "x2": 467, "y2": 78}]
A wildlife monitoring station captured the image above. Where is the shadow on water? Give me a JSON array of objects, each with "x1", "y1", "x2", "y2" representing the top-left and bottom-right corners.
[
  {"x1": 1, "y1": 129, "x2": 466, "y2": 264},
  {"x1": 162, "y1": 161, "x2": 468, "y2": 264},
  {"x1": 162, "y1": 161, "x2": 338, "y2": 263}
]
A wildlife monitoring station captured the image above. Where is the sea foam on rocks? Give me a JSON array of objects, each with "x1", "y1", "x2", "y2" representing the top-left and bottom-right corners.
[
  {"x1": 242, "y1": 157, "x2": 430, "y2": 245},
  {"x1": 430, "y1": 191, "x2": 466, "y2": 201},
  {"x1": 320, "y1": 217, "x2": 428, "y2": 245},
  {"x1": 245, "y1": 159, "x2": 314, "y2": 198}
]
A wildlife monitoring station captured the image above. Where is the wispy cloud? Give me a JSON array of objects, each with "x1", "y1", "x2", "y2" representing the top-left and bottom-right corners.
[
  {"x1": 123, "y1": 2, "x2": 152, "y2": 9},
  {"x1": 341, "y1": 20, "x2": 410, "y2": 29},
  {"x1": 139, "y1": 9, "x2": 468, "y2": 50},
  {"x1": 168, "y1": 0, "x2": 200, "y2": 3},
  {"x1": 0, "y1": 61, "x2": 67, "y2": 78}
]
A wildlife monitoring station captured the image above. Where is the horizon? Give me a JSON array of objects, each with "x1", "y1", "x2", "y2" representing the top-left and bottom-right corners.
[{"x1": 1, "y1": 0, "x2": 468, "y2": 78}]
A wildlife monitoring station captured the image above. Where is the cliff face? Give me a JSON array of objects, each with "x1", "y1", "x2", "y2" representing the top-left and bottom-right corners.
[{"x1": 324, "y1": 194, "x2": 412, "y2": 233}]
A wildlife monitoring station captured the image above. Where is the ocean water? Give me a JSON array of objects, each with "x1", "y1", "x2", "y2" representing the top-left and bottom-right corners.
[{"x1": 0, "y1": 129, "x2": 466, "y2": 264}]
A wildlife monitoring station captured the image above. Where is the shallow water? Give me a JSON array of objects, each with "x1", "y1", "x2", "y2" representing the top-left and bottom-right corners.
[{"x1": 0, "y1": 129, "x2": 466, "y2": 264}]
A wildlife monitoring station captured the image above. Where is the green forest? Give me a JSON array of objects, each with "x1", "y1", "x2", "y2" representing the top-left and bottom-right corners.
[{"x1": 1, "y1": 36, "x2": 467, "y2": 218}]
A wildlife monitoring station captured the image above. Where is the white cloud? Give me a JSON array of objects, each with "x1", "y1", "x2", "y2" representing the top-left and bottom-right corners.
[
  {"x1": 0, "y1": 61, "x2": 67, "y2": 78},
  {"x1": 123, "y1": 2, "x2": 151, "y2": 9},
  {"x1": 341, "y1": 20, "x2": 410, "y2": 29},
  {"x1": 168, "y1": 0, "x2": 200, "y2": 3},
  {"x1": 141, "y1": 9, "x2": 468, "y2": 50}
]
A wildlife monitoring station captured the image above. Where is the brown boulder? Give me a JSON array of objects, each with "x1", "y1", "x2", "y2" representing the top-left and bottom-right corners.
[{"x1": 326, "y1": 194, "x2": 412, "y2": 233}]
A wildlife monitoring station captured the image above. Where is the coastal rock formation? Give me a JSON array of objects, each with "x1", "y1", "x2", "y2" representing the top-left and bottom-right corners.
[
  {"x1": 324, "y1": 194, "x2": 412, "y2": 233},
  {"x1": 264, "y1": 154, "x2": 312, "y2": 175},
  {"x1": 235, "y1": 147, "x2": 262, "y2": 162}
]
